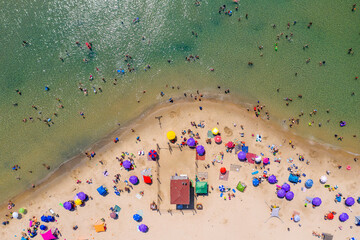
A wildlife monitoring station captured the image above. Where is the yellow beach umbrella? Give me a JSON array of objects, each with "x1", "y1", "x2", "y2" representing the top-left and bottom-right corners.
[
  {"x1": 167, "y1": 131, "x2": 176, "y2": 140},
  {"x1": 212, "y1": 128, "x2": 219, "y2": 135},
  {"x1": 75, "y1": 199, "x2": 82, "y2": 206}
]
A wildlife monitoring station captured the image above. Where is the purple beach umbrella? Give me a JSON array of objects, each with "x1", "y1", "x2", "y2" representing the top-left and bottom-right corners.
[
  {"x1": 285, "y1": 191, "x2": 294, "y2": 201},
  {"x1": 63, "y1": 201, "x2": 72, "y2": 210},
  {"x1": 138, "y1": 224, "x2": 148, "y2": 233},
  {"x1": 237, "y1": 151, "x2": 246, "y2": 161},
  {"x1": 277, "y1": 189, "x2": 286, "y2": 198},
  {"x1": 312, "y1": 197, "x2": 322, "y2": 206},
  {"x1": 123, "y1": 160, "x2": 132, "y2": 169},
  {"x1": 268, "y1": 175, "x2": 277, "y2": 184},
  {"x1": 196, "y1": 145, "x2": 205, "y2": 156},
  {"x1": 129, "y1": 176, "x2": 139, "y2": 185},
  {"x1": 339, "y1": 213, "x2": 349, "y2": 222},
  {"x1": 77, "y1": 192, "x2": 86, "y2": 201},
  {"x1": 345, "y1": 197, "x2": 355, "y2": 207},
  {"x1": 281, "y1": 183, "x2": 291, "y2": 192},
  {"x1": 187, "y1": 138, "x2": 196, "y2": 147}
]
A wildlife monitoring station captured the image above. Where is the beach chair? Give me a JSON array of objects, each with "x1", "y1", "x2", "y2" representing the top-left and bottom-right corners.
[
  {"x1": 113, "y1": 205, "x2": 121, "y2": 213},
  {"x1": 49, "y1": 208, "x2": 59, "y2": 217}
]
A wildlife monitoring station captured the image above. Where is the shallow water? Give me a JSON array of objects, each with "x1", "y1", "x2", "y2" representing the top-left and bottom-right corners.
[{"x1": 0, "y1": 0, "x2": 359, "y2": 203}]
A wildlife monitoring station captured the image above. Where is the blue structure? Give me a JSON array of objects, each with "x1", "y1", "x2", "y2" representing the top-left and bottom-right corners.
[
  {"x1": 97, "y1": 186, "x2": 107, "y2": 196},
  {"x1": 241, "y1": 146, "x2": 249, "y2": 153},
  {"x1": 288, "y1": 174, "x2": 299, "y2": 184}
]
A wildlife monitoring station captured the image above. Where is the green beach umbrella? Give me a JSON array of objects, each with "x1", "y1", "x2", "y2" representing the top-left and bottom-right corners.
[
  {"x1": 19, "y1": 208, "x2": 26, "y2": 214},
  {"x1": 196, "y1": 182, "x2": 208, "y2": 194}
]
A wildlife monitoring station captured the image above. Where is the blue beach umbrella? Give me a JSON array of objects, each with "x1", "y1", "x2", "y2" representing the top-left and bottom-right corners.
[
  {"x1": 252, "y1": 178, "x2": 259, "y2": 187},
  {"x1": 40, "y1": 225, "x2": 47, "y2": 230},
  {"x1": 305, "y1": 179, "x2": 313, "y2": 189},
  {"x1": 133, "y1": 214, "x2": 142, "y2": 222},
  {"x1": 219, "y1": 185, "x2": 225, "y2": 192}
]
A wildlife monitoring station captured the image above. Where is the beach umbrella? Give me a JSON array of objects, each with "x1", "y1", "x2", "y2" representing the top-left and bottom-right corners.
[
  {"x1": 40, "y1": 225, "x2": 47, "y2": 230},
  {"x1": 41, "y1": 215, "x2": 49, "y2": 222},
  {"x1": 143, "y1": 175, "x2": 152, "y2": 184},
  {"x1": 123, "y1": 160, "x2": 132, "y2": 169},
  {"x1": 312, "y1": 197, "x2": 322, "y2": 206},
  {"x1": 262, "y1": 158, "x2": 269, "y2": 165},
  {"x1": 219, "y1": 185, "x2": 225, "y2": 192},
  {"x1": 77, "y1": 192, "x2": 87, "y2": 201},
  {"x1": 327, "y1": 212, "x2": 334, "y2": 220},
  {"x1": 196, "y1": 145, "x2": 205, "y2": 156},
  {"x1": 355, "y1": 216, "x2": 360, "y2": 225},
  {"x1": 47, "y1": 216, "x2": 54, "y2": 222},
  {"x1": 345, "y1": 197, "x2": 355, "y2": 206},
  {"x1": 293, "y1": 215, "x2": 300, "y2": 222},
  {"x1": 110, "y1": 212, "x2": 117, "y2": 219},
  {"x1": 19, "y1": 208, "x2": 26, "y2": 214},
  {"x1": 75, "y1": 199, "x2": 82, "y2": 206},
  {"x1": 277, "y1": 189, "x2": 286, "y2": 198},
  {"x1": 339, "y1": 213, "x2": 349, "y2": 222},
  {"x1": 187, "y1": 138, "x2": 196, "y2": 147},
  {"x1": 305, "y1": 179, "x2": 313, "y2": 189},
  {"x1": 255, "y1": 156, "x2": 262, "y2": 164},
  {"x1": 212, "y1": 128, "x2": 219, "y2": 135},
  {"x1": 237, "y1": 151, "x2": 246, "y2": 160},
  {"x1": 129, "y1": 176, "x2": 139, "y2": 185},
  {"x1": 167, "y1": 131, "x2": 176, "y2": 140},
  {"x1": 214, "y1": 135, "x2": 222, "y2": 144},
  {"x1": 285, "y1": 191, "x2": 294, "y2": 201},
  {"x1": 268, "y1": 175, "x2": 277, "y2": 184},
  {"x1": 220, "y1": 167, "x2": 227, "y2": 174},
  {"x1": 148, "y1": 150, "x2": 158, "y2": 160},
  {"x1": 281, "y1": 183, "x2": 291, "y2": 192},
  {"x1": 63, "y1": 201, "x2": 72, "y2": 210},
  {"x1": 138, "y1": 224, "x2": 148, "y2": 233},
  {"x1": 133, "y1": 214, "x2": 142, "y2": 222},
  {"x1": 252, "y1": 178, "x2": 259, "y2": 187},
  {"x1": 226, "y1": 141, "x2": 235, "y2": 149},
  {"x1": 12, "y1": 212, "x2": 19, "y2": 219},
  {"x1": 320, "y1": 175, "x2": 327, "y2": 184}
]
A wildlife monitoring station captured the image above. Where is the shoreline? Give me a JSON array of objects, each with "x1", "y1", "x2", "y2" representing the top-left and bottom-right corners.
[
  {"x1": 1, "y1": 97, "x2": 358, "y2": 210},
  {"x1": 2, "y1": 96, "x2": 358, "y2": 209}
]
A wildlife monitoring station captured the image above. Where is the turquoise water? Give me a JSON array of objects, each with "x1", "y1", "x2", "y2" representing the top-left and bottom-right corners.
[{"x1": 0, "y1": 0, "x2": 359, "y2": 203}]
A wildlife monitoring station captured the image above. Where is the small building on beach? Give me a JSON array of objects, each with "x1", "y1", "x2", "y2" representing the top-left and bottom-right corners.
[{"x1": 170, "y1": 175, "x2": 190, "y2": 205}]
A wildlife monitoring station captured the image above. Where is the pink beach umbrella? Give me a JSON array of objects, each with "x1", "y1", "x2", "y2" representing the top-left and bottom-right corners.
[{"x1": 214, "y1": 135, "x2": 222, "y2": 144}]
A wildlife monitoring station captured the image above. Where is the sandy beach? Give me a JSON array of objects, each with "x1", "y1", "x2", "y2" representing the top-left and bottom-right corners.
[{"x1": 1, "y1": 99, "x2": 359, "y2": 240}]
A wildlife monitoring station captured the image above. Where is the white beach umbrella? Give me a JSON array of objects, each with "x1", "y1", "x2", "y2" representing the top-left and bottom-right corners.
[
  {"x1": 12, "y1": 212, "x2": 19, "y2": 219},
  {"x1": 320, "y1": 175, "x2": 327, "y2": 184},
  {"x1": 293, "y1": 215, "x2": 300, "y2": 222},
  {"x1": 255, "y1": 156, "x2": 262, "y2": 163}
]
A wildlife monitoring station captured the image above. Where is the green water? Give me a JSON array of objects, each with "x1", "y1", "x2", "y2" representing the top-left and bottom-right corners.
[{"x1": 0, "y1": 0, "x2": 359, "y2": 203}]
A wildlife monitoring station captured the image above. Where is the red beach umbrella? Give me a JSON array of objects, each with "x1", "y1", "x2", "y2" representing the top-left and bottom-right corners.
[
  {"x1": 214, "y1": 135, "x2": 222, "y2": 144},
  {"x1": 226, "y1": 141, "x2": 235, "y2": 148},
  {"x1": 143, "y1": 175, "x2": 152, "y2": 184},
  {"x1": 327, "y1": 213, "x2": 334, "y2": 220},
  {"x1": 220, "y1": 167, "x2": 226, "y2": 174}
]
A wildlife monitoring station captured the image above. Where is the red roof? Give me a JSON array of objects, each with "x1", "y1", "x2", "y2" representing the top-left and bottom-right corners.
[{"x1": 170, "y1": 179, "x2": 190, "y2": 205}]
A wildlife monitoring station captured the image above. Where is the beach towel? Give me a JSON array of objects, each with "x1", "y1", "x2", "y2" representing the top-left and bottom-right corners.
[
  {"x1": 219, "y1": 171, "x2": 229, "y2": 181},
  {"x1": 207, "y1": 130, "x2": 214, "y2": 138}
]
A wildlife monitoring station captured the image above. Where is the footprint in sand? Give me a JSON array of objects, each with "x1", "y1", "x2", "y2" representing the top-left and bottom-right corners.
[
  {"x1": 223, "y1": 127, "x2": 233, "y2": 137},
  {"x1": 169, "y1": 111, "x2": 178, "y2": 118}
]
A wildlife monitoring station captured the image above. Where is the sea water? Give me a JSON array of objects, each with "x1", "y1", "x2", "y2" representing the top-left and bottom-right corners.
[{"x1": 0, "y1": 0, "x2": 359, "y2": 203}]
